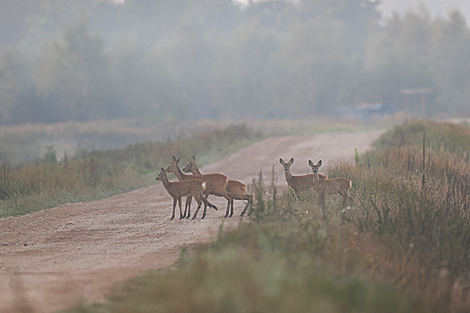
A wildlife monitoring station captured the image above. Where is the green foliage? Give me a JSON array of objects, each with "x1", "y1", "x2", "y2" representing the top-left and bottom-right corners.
[
  {"x1": 36, "y1": 145, "x2": 57, "y2": 164},
  {"x1": 351, "y1": 121, "x2": 470, "y2": 282},
  {"x1": 373, "y1": 120, "x2": 470, "y2": 157},
  {"x1": 354, "y1": 147, "x2": 360, "y2": 165}
]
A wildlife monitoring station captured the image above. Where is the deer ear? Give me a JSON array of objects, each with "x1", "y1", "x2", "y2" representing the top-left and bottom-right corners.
[
  {"x1": 279, "y1": 158, "x2": 285, "y2": 165},
  {"x1": 191, "y1": 156, "x2": 196, "y2": 161},
  {"x1": 318, "y1": 160, "x2": 322, "y2": 167},
  {"x1": 176, "y1": 158, "x2": 181, "y2": 164},
  {"x1": 308, "y1": 160, "x2": 314, "y2": 167},
  {"x1": 172, "y1": 156, "x2": 176, "y2": 162},
  {"x1": 161, "y1": 168, "x2": 165, "y2": 172},
  {"x1": 288, "y1": 158, "x2": 294, "y2": 165}
]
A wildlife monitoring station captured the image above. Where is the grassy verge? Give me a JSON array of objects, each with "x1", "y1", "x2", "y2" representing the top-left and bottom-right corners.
[
  {"x1": 64, "y1": 120, "x2": 470, "y2": 313},
  {"x1": 0, "y1": 124, "x2": 264, "y2": 217}
]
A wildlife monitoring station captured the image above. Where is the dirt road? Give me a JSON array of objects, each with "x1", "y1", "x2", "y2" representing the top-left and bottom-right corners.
[{"x1": 0, "y1": 130, "x2": 383, "y2": 313}]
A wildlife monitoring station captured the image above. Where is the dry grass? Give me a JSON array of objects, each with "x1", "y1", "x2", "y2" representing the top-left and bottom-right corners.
[
  {"x1": 0, "y1": 124, "x2": 264, "y2": 217},
  {"x1": 64, "y1": 120, "x2": 470, "y2": 313}
]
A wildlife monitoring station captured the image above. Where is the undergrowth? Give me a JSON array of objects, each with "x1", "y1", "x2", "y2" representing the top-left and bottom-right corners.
[
  {"x1": 66, "y1": 120, "x2": 470, "y2": 313},
  {"x1": 0, "y1": 124, "x2": 264, "y2": 217}
]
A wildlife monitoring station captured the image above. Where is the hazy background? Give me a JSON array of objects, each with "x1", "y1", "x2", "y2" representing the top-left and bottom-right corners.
[{"x1": 1, "y1": 0, "x2": 470, "y2": 125}]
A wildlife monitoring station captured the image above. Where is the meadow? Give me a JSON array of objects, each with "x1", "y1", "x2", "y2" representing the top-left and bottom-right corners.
[
  {"x1": 0, "y1": 117, "x2": 392, "y2": 218},
  {"x1": 0, "y1": 123, "x2": 264, "y2": 217},
  {"x1": 64, "y1": 120, "x2": 470, "y2": 313}
]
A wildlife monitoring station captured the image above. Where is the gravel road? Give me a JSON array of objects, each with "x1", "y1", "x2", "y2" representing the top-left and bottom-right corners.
[{"x1": 0, "y1": 130, "x2": 383, "y2": 313}]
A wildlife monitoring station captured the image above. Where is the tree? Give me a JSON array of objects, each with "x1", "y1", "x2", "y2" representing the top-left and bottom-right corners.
[
  {"x1": 209, "y1": 20, "x2": 280, "y2": 118},
  {"x1": 35, "y1": 18, "x2": 124, "y2": 122},
  {"x1": 275, "y1": 17, "x2": 355, "y2": 116},
  {"x1": 430, "y1": 11, "x2": 470, "y2": 115},
  {"x1": 365, "y1": 11, "x2": 436, "y2": 113},
  {"x1": 0, "y1": 49, "x2": 32, "y2": 124}
]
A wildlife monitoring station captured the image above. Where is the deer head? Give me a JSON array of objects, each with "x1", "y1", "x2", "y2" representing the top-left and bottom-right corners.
[{"x1": 279, "y1": 158, "x2": 294, "y2": 173}]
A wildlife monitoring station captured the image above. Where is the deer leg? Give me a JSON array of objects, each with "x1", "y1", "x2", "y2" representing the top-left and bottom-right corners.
[
  {"x1": 178, "y1": 197, "x2": 184, "y2": 219},
  {"x1": 170, "y1": 197, "x2": 177, "y2": 220},
  {"x1": 202, "y1": 197, "x2": 208, "y2": 219},
  {"x1": 247, "y1": 199, "x2": 254, "y2": 216},
  {"x1": 184, "y1": 196, "x2": 192, "y2": 219},
  {"x1": 200, "y1": 194, "x2": 210, "y2": 218},
  {"x1": 240, "y1": 201, "x2": 249, "y2": 216},
  {"x1": 223, "y1": 193, "x2": 232, "y2": 218},
  {"x1": 338, "y1": 191, "x2": 348, "y2": 208},
  {"x1": 230, "y1": 198, "x2": 234, "y2": 217},
  {"x1": 240, "y1": 194, "x2": 253, "y2": 216},
  {"x1": 194, "y1": 195, "x2": 203, "y2": 219},
  {"x1": 193, "y1": 193, "x2": 204, "y2": 220},
  {"x1": 205, "y1": 193, "x2": 217, "y2": 211}
]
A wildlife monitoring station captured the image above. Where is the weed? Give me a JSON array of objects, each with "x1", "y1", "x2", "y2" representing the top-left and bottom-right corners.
[{"x1": 0, "y1": 124, "x2": 263, "y2": 217}]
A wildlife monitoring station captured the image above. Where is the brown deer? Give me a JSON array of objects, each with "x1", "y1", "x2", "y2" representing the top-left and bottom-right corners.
[
  {"x1": 166, "y1": 156, "x2": 232, "y2": 219},
  {"x1": 279, "y1": 158, "x2": 327, "y2": 195},
  {"x1": 183, "y1": 156, "x2": 253, "y2": 217},
  {"x1": 308, "y1": 159, "x2": 352, "y2": 206},
  {"x1": 156, "y1": 168, "x2": 210, "y2": 220}
]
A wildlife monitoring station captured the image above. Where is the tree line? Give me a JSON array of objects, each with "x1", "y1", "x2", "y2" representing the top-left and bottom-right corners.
[{"x1": 0, "y1": 0, "x2": 469, "y2": 124}]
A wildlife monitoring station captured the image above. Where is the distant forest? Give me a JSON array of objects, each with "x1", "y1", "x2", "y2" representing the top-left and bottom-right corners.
[{"x1": 1, "y1": 0, "x2": 470, "y2": 124}]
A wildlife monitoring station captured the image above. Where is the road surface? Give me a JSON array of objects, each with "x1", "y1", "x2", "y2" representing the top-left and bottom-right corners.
[{"x1": 0, "y1": 130, "x2": 383, "y2": 313}]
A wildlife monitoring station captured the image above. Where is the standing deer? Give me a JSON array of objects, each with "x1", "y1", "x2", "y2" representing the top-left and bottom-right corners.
[
  {"x1": 183, "y1": 156, "x2": 253, "y2": 217},
  {"x1": 279, "y1": 158, "x2": 327, "y2": 196},
  {"x1": 156, "y1": 168, "x2": 210, "y2": 220},
  {"x1": 166, "y1": 156, "x2": 232, "y2": 219},
  {"x1": 308, "y1": 159, "x2": 352, "y2": 207}
]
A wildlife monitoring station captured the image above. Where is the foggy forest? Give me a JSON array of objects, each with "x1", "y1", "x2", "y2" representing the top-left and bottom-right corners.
[{"x1": 1, "y1": 0, "x2": 470, "y2": 125}]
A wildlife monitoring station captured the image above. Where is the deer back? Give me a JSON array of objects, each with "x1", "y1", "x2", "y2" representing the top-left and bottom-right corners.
[
  {"x1": 289, "y1": 173, "x2": 328, "y2": 194},
  {"x1": 315, "y1": 177, "x2": 351, "y2": 195},
  {"x1": 288, "y1": 174, "x2": 314, "y2": 193},
  {"x1": 168, "y1": 179, "x2": 206, "y2": 197},
  {"x1": 226, "y1": 180, "x2": 245, "y2": 196},
  {"x1": 196, "y1": 173, "x2": 228, "y2": 194}
]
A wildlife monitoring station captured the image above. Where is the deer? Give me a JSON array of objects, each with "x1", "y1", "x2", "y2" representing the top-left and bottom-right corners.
[
  {"x1": 308, "y1": 159, "x2": 352, "y2": 207},
  {"x1": 156, "y1": 168, "x2": 210, "y2": 220},
  {"x1": 183, "y1": 156, "x2": 253, "y2": 217},
  {"x1": 166, "y1": 156, "x2": 232, "y2": 219},
  {"x1": 279, "y1": 158, "x2": 327, "y2": 196}
]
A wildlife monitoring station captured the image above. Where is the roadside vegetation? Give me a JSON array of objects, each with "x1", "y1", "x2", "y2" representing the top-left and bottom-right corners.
[
  {"x1": 0, "y1": 116, "x2": 393, "y2": 218},
  {"x1": 66, "y1": 120, "x2": 470, "y2": 313},
  {"x1": 0, "y1": 123, "x2": 263, "y2": 217}
]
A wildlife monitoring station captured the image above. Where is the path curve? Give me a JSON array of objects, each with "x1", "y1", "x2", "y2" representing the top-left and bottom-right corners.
[{"x1": 0, "y1": 130, "x2": 383, "y2": 313}]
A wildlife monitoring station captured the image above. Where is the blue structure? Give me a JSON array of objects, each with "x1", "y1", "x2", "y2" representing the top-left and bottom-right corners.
[{"x1": 335, "y1": 102, "x2": 392, "y2": 120}]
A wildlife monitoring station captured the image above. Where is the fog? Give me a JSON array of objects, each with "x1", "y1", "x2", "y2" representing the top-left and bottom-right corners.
[
  {"x1": 379, "y1": 0, "x2": 470, "y2": 21},
  {"x1": 0, "y1": 0, "x2": 470, "y2": 126}
]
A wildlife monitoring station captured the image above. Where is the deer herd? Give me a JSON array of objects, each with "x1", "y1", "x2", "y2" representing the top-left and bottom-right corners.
[{"x1": 157, "y1": 156, "x2": 352, "y2": 220}]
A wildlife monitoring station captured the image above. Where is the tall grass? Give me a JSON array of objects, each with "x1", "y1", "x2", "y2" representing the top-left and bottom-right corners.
[
  {"x1": 0, "y1": 124, "x2": 264, "y2": 217},
  {"x1": 66, "y1": 120, "x2": 470, "y2": 313}
]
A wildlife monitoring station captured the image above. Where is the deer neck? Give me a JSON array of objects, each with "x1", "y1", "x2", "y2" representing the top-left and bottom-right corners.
[
  {"x1": 191, "y1": 164, "x2": 203, "y2": 176},
  {"x1": 313, "y1": 171, "x2": 321, "y2": 184},
  {"x1": 284, "y1": 170, "x2": 293, "y2": 184},
  {"x1": 160, "y1": 173, "x2": 172, "y2": 190},
  {"x1": 173, "y1": 163, "x2": 190, "y2": 181}
]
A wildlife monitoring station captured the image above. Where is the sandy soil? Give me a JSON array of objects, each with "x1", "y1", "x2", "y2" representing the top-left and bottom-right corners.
[{"x1": 0, "y1": 130, "x2": 383, "y2": 313}]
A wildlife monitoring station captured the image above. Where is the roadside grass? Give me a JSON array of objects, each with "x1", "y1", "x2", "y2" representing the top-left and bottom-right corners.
[
  {"x1": 0, "y1": 116, "x2": 400, "y2": 166},
  {"x1": 0, "y1": 124, "x2": 264, "y2": 217},
  {"x1": 65, "y1": 120, "x2": 470, "y2": 313},
  {"x1": 0, "y1": 117, "x2": 397, "y2": 218}
]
